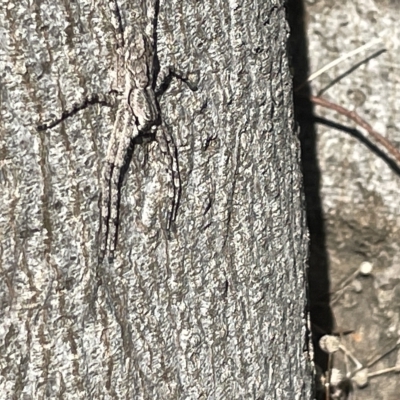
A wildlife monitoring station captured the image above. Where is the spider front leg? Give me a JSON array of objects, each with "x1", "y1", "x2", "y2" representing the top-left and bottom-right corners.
[
  {"x1": 156, "y1": 125, "x2": 182, "y2": 233},
  {"x1": 37, "y1": 93, "x2": 114, "y2": 131},
  {"x1": 99, "y1": 103, "x2": 135, "y2": 263}
]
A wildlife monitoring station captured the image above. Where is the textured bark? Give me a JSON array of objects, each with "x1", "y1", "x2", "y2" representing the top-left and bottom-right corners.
[
  {"x1": 291, "y1": 0, "x2": 400, "y2": 399},
  {"x1": 0, "y1": 0, "x2": 312, "y2": 399}
]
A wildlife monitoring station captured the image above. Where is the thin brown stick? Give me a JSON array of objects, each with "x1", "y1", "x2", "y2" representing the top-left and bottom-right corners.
[{"x1": 310, "y1": 95, "x2": 400, "y2": 166}]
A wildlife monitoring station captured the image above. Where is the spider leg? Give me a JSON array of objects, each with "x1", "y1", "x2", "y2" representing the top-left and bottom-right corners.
[
  {"x1": 108, "y1": 0, "x2": 125, "y2": 49},
  {"x1": 155, "y1": 66, "x2": 199, "y2": 98},
  {"x1": 104, "y1": 106, "x2": 138, "y2": 262},
  {"x1": 37, "y1": 93, "x2": 113, "y2": 131},
  {"x1": 157, "y1": 126, "x2": 182, "y2": 232},
  {"x1": 99, "y1": 104, "x2": 127, "y2": 263}
]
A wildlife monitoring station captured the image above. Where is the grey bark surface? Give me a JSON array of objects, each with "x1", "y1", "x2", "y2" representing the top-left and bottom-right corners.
[
  {"x1": 302, "y1": 0, "x2": 400, "y2": 399},
  {"x1": 0, "y1": 0, "x2": 312, "y2": 399}
]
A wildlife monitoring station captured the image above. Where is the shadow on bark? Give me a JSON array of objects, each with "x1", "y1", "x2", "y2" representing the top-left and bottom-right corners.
[{"x1": 285, "y1": 0, "x2": 333, "y2": 377}]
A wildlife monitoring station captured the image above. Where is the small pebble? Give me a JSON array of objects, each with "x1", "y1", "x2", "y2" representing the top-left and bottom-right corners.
[{"x1": 359, "y1": 261, "x2": 373, "y2": 276}]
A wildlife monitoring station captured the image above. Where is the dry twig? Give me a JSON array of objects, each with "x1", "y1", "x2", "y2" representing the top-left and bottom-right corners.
[{"x1": 310, "y1": 95, "x2": 400, "y2": 166}]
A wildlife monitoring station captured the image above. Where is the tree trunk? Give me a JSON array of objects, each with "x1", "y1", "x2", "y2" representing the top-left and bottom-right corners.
[{"x1": 0, "y1": 0, "x2": 313, "y2": 398}]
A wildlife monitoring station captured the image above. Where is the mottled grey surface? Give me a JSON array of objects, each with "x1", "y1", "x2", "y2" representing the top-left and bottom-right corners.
[
  {"x1": 0, "y1": 0, "x2": 312, "y2": 398},
  {"x1": 305, "y1": 0, "x2": 400, "y2": 398}
]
